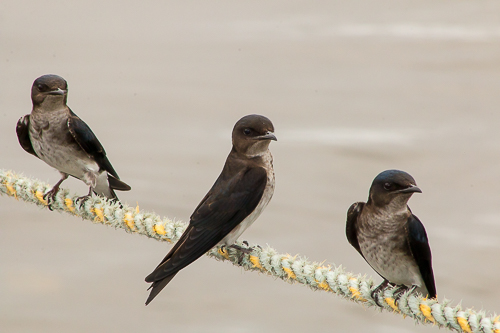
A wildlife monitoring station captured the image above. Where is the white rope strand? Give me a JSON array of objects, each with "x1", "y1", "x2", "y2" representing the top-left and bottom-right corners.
[{"x1": 1, "y1": 169, "x2": 498, "y2": 333}]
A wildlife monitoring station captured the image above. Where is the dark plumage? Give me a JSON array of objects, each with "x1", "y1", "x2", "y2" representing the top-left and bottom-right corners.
[
  {"x1": 346, "y1": 170, "x2": 436, "y2": 303},
  {"x1": 16, "y1": 74, "x2": 130, "y2": 205},
  {"x1": 145, "y1": 114, "x2": 277, "y2": 305}
]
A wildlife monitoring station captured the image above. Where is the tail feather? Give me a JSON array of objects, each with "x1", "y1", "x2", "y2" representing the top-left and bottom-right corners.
[
  {"x1": 92, "y1": 187, "x2": 118, "y2": 200},
  {"x1": 145, "y1": 273, "x2": 178, "y2": 305},
  {"x1": 108, "y1": 174, "x2": 131, "y2": 191},
  {"x1": 90, "y1": 172, "x2": 127, "y2": 201}
]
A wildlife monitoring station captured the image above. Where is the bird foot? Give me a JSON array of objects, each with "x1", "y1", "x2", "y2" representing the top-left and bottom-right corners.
[
  {"x1": 218, "y1": 245, "x2": 230, "y2": 260},
  {"x1": 393, "y1": 285, "x2": 411, "y2": 303},
  {"x1": 239, "y1": 241, "x2": 263, "y2": 251},
  {"x1": 75, "y1": 187, "x2": 94, "y2": 208},
  {"x1": 111, "y1": 198, "x2": 124, "y2": 209},
  {"x1": 75, "y1": 195, "x2": 92, "y2": 208},
  {"x1": 370, "y1": 280, "x2": 394, "y2": 307},
  {"x1": 229, "y1": 243, "x2": 253, "y2": 254},
  {"x1": 229, "y1": 243, "x2": 256, "y2": 265},
  {"x1": 43, "y1": 187, "x2": 60, "y2": 211},
  {"x1": 42, "y1": 174, "x2": 68, "y2": 211}
]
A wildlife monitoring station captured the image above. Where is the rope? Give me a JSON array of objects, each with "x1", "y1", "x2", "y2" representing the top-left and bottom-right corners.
[{"x1": 1, "y1": 168, "x2": 498, "y2": 333}]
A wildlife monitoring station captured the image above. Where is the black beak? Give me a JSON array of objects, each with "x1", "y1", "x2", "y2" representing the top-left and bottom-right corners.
[
  {"x1": 255, "y1": 131, "x2": 277, "y2": 141},
  {"x1": 48, "y1": 88, "x2": 67, "y2": 95},
  {"x1": 397, "y1": 185, "x2": 422, "y2": 194}
]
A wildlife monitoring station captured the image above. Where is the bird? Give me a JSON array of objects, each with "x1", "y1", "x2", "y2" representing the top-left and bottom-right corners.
[
  {"x1": 345, "y1": 169, "x2": 436, "y2": 305},
  {"x1": 144, "y1": 114, "x2": 277, "y2": 305},
  {"x1": 16, "y1": 74, "x2": 131, "y2": 207}
]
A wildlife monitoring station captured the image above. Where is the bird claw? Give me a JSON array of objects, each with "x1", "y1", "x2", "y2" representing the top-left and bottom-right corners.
[
  {"x1": 74, "y1": 186, "x2": 95, "y2": 208},
  {"x1": 393, "y1": 285, "x2": 410, "y2": 303},
  {"x1": 41, "y1": 175, "x2": 68, "y2": 211},
  {"x1": 229, "y1": 243, "x2": 253, "y2": 254},
  {"x1": 370, "y1": 280, "x2": 393, "y2": 307},
  {"x1": 43, "y1": 188, "x2": 59, "y2": 211},
  {"x1": 371, "y1": 290, "x2": 383, "y2": 307},
  {"x1": 394, "y1": 285, "x2": 418, "y2": 305},
  {"x1": 218, "y1": 245, "x2": 230, "y2": 260},
  {"x1": 371, "y1": 282, "x2": 415, "y2": 308},
  {"x1": 229, "y1": 243, "x2": 256, "y2": 265},
  {"x1": 75, "y1": 195, "x2": 91, "y2": 208},
  {"x1": 110, "y1": 198, "x2": 124, "y2": 209}
]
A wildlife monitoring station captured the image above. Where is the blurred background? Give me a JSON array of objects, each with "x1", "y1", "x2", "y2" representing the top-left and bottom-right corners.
[{"x1": 1, "y1": 1, "x2": 499, "y2": 332}]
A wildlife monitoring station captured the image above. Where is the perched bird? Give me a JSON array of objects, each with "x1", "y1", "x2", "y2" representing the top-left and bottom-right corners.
[
  {"x1": 16, "y1": 74, "x2": 131, "y2": 206},
  {"x1": 346, "y1": 170, "x2": 436, "y2": 304},
  {"x1": 145, "y1": 114, "x2": 277, "y2": 305}
]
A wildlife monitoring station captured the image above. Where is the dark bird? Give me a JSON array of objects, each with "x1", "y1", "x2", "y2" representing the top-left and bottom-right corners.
[
  {"x1": 346, "y1": 170, "x2": 436, "y2": 304},
  {"x1": 144, "y1": 114, "x2": 277, "y2": 305},
  {"x1": 16, "y1": 74, "x2": 131, "y2": 206}
]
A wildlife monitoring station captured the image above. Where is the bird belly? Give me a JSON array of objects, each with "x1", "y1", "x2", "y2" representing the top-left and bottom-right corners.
[
  {"x1": 361, "y1": 239, "x2": 423, "y2": 288},
  {"x1": 220, "y1": 213, "x2": 257, "y2": 246},
  {"x1": 29, "y1": 124, "x2": 100, "y2": 185},
  {"x1": 92, "y1": 172, "x2": 114, "y2": 198}
]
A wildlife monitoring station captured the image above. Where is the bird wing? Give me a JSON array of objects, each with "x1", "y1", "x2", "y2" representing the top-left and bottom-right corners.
[
  {"x1": 346, "y1": 202, "x2": 389, "y2": 281},
  {"x1": 346, "y1": 202, "x2": 365, "y2": 258},
  {"x1": 407, "y1": 213, "x2": 437, "y2": 298},
  {"x1": 67, "y1": 110, "x2": 130, "y2": 190},
  {"x1": 145, "y1": 166, "x2": 267, "y2": 284},
  {"x1": 16, "y1": 115, "x2": 38, "y2": 158}
]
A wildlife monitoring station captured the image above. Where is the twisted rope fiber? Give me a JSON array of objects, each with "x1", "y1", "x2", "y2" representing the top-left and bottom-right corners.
[{"x1": 1, "y1": 169, "x2": 498, "y2": 333}]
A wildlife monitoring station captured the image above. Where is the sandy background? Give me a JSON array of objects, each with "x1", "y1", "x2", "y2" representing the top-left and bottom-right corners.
[{"x1": 1, "y1": 1, "x2": 499, "y2": 332}]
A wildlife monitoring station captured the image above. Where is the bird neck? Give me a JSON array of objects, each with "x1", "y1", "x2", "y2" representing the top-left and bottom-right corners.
[
  {"x1": 227, "y1": 147, "x2": 273, "y2": 171},
  {"x1": 232, "y1": 143, "x2": 270, "y2": 159},
  {"x1": 33, "y1": 96, "x2": 67, "y2": 113},
  {"x1": 31, "y1": 105, "x2": 69, "y2": 128},
  {"x1": 360, "y1": 202, "x2": 411, "y2": 235},
  {"x1": 367, "y1": 196, "x2": 411, "y2": 220},
  {"x1": 232, "y1": 139, "x2": 271, "y2": 158}
]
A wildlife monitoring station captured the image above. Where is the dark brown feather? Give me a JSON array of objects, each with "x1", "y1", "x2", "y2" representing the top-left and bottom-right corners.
[
  {"x1": 144, "y1": 157, "x2": 268, "y2": 304},
  {"x1": 16, "y1": 115, "x2": 38, "y2": 158},
  {"x1": 67, "y1": 109, "x2": 129, "y2": 192},
  {"x1": 346, "y1": 202, "x2": 365, "y2": 258},
  {"x1": 406, "y1": 214, "x2": 437, "y2": 298}
]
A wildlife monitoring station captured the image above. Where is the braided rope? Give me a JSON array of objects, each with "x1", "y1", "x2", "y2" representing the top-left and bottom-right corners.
[{"x1": 1, "y1": 168, "x2": 498, "y2": 332}]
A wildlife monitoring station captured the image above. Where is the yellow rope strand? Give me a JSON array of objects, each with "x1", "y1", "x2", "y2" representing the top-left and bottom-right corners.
[{"x1": 1, "y1": 169, "x2": 498, "y2": 332}]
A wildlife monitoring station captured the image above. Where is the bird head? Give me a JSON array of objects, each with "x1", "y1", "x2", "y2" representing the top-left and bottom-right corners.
[
  {"x1": 31, "y1": 74, "x2": 68, "y2": 109},
  {"x1": 232, "y1": 114, "x2": 277, "y2": 157},
  {"x1": 368, "y1": 169, "x2": 421, "y2": 208}
]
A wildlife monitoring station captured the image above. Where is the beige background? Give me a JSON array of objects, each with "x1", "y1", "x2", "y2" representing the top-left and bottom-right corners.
[{"x1": 1, "y1": 1, "x2": 499, "y2": 332}]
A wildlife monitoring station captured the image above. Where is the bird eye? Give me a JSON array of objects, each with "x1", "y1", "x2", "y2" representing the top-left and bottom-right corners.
[
  {"x1": 243, "y1": 128, "x2": 251, "y2": 135},
  {"x1": 383, "y1": 183, "x2": 392, "y2": 190},
  {"x1": 37, "y1": 83, "x2": 48, "y2": 92}
]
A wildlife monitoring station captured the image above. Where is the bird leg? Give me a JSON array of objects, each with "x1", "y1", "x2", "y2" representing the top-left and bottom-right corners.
[
  {"x1": 76, "y1": 186, "x2": 94, "y2": 207},
  {"x1": 218, "y1": 243, "x2": 260, "y2": 264},
  {"x1": 43, "y1": 174, "x2": 69, "y2": 210},
  {"x1": 371, "y1": 279, "x2": 394, "y2": 307},
  {"x1": 229, "y1": 243, "x2": 255, "y2": 265},
  {"x1": 393, "y1": 285, "x2": 410, "y2": 303},
  {"x1": 394, "y1": 285, "x2": 417, "y2": 304},
  {"x1": 241, "y1": 241, "x2": 263, "y2": 250},
  {"x1": 229, "y1": 243, "x2": 254, "y2": 254}
]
